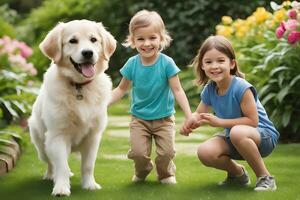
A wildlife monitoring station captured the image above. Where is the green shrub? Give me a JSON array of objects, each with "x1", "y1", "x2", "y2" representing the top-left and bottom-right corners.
[
  {"x1": 2, "y1": 0, "x2": 43, "y2": 14},
  {"x1": 0, "y1": 4, "x2": 19, "y2": 38},
  {"x1": 258, "y1": 42, "x2": 300, "y2": 142},
  {"x1": 0, "y1": 18, "x2": 15, "y2": 38}
]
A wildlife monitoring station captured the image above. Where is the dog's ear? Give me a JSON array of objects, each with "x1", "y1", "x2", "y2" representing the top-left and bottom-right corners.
[
  {"x1": 39, "y1": 22, "x2": 64, "y2": 64},
  {"x1": 96, "y1": 22, "x2": 117, "y2": 61}
]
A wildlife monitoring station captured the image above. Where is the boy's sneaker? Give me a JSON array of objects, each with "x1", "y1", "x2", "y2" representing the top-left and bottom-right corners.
[
  {"x1": 160, "y1": 176, "x2": 177, "y2": 184},
  {"x1": 132, "y1": 175, "x2": 144, "y2": 183},
  {"x1": 218, "y1": 167, "x2": 250, "y2": 186},
  {"x1": 254, "y1": 175, "x2": 277, "y2": 191}
]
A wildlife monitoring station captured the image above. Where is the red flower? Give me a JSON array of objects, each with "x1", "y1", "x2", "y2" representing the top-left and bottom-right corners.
[
  {"x1": 287, "y1": 31, "x2": 300, "y2": 44},
  {"x1": 287, "y1": 9, "x2": 297, "y2": 19}
]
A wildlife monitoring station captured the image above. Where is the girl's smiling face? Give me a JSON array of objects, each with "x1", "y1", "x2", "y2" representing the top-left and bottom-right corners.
[
  {"x1": 133, "y1": 24, "x2": 161, "y2": 65},
  {"x1": 201, "y1": 48, "x2": 235, "y2": 84}
]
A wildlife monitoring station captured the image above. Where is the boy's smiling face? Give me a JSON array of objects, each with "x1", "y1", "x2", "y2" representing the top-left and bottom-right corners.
[{"x1": 133, "y1": 24, "x2": 161, "y2": 65}]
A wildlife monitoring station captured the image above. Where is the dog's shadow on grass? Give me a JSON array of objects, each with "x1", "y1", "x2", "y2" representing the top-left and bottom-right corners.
[{"x1": 1, "y1": 176, "x2": 54, "y2": 199}]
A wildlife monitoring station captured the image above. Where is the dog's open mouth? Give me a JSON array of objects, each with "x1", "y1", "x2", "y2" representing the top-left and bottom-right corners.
[{"x1": 70, "y1": 57, "x2": 95, "y2": 78}]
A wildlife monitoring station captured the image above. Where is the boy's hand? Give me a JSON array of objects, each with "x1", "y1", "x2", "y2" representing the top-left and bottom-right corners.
[
  {"x1": 180, "y1": 124, "x2": 192, "y2": 136},
  {"x1": 180, "y1": 113, "x2": 199, "y2": 136}
]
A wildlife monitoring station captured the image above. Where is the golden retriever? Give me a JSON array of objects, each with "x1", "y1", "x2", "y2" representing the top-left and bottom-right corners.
[{"x1": 28, "y1": 20, "x2": 116, "y2": 196}]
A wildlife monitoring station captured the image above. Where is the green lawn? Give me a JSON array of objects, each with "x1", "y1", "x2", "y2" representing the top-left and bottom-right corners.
[{"x1": 0, "y1": 100, "x2": 300, "y2": 200}]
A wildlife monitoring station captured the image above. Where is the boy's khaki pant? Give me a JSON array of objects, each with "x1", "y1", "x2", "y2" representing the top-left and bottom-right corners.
[{"x1": 127, "y1": 115, "x2": 176, "y2": 180}]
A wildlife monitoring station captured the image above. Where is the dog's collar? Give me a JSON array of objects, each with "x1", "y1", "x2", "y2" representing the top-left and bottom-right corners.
[{"x1": 70, "y1": 80, "x2": 93, "y2": 100}]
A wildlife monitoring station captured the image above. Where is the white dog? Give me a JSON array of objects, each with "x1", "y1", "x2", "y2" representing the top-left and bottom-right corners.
[{"x1": 28, "y1": 20, "x2": 116, "y2": 196}]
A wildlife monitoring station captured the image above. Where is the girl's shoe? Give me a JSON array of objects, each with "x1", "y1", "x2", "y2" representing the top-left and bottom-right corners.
[
  {"x1": 254, "y1": 175, "x2": 277, "y2": 191},
  {"x1": 218, "y1": 167, "x2": 250, "y2": 186}
]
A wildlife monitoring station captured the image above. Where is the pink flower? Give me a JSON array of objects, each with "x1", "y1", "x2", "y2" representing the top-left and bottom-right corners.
[
  {"x1": 280, "y1": 22, "x2": 286, "y2": 31},
  {"x1": 17, "y1": 42, "x2": 33, "y2": 59},
  {"x1": 2, "y1": 36, "x2": 11, "y2": 45},
  {"x1": 275, "y1": 22, "x2": 286, "y2": 38},
  {"x1": 287, "y1": 9, "x2": 297, "y2": 19},
  {"x1": 275, "y1": 2, "x2": 300, "y2": 45},
  {"x1": 287, "y1": 31, "x2": 300, "y2": 44},
  {"x1": 276, "y1": 26, "x2": 285, "y2": 38},
  {"x1": 285, "y1": 19, "x2": 298, "y2": 31}
]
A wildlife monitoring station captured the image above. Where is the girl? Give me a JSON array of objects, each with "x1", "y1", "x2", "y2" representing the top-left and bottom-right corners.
[
  {"x1": 181, "y1": 35, "x2": 279, "y2": 191},
  {"x1": 109, "y1": 10, "x2": 195, "y2": 184}
]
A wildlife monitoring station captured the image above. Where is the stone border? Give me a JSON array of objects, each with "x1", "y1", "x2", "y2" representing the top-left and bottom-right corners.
[{"x1": 0, "y1": 139, "x2": 21, "y2": 176}]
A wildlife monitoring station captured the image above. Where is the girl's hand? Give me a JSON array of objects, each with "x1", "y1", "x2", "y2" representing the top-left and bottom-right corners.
[
  {"x1": 199, "y1": 113, "x2": 221, "y2": 127},
  {"x1": 180, "y1": 113, "x2": 199, "y2": 136}
]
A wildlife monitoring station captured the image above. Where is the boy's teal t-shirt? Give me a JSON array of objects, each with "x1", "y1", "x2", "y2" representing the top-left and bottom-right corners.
[{"x1": 120, "y1": 53, "x2": 180, "y2": 120}]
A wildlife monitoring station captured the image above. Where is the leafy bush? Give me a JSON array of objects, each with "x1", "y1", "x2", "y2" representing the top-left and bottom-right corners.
[
  {"x1": 0, "y1": 18, "x2": 15, "y2": 38},
  {"x1": 0, "y1": 4, "x2": 19, "y2": 38},
  {"x1": 2, "y1": 0, "x2": 43, "y2": 14},
  {"x1": 0, "y1": 36, "x2": 38, "y2": 128}
]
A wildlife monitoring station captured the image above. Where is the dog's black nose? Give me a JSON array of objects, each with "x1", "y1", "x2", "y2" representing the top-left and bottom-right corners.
[{"x1": 82, "y1": 50, "x2": 93, "y2": 59}]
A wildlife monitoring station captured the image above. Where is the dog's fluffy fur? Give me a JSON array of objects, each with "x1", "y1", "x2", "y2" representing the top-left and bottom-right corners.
[{"x1": 28, "y1": 20, "x2": 116, "y2": 196}]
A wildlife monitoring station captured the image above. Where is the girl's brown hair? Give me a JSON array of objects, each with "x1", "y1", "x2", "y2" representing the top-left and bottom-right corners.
[
  {"x1": 191, "y1": 35, "x2": 245, "y2": 86},
  {"x1": 122, "y1": 9, "x2": 172, "y2": 50}
]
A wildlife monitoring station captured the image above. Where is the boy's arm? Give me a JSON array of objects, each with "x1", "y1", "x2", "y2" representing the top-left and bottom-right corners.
[
  {"x1": 109, "y1": 77, "x2": 131, "y2": 106},
  {"x1": 168, "y1": 75, "x2": 192, "y2": 118}
]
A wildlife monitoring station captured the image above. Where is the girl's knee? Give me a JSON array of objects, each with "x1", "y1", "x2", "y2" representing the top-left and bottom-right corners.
[
  {"x1": 197, "y1": 144, "x2": 214, "y2": 166},
  {"x1": 230, "y1": 125, "x2": 259, "y2": 146},
  {"x1": 229, "y1": 125, "x2": 245, "y2": 144}
]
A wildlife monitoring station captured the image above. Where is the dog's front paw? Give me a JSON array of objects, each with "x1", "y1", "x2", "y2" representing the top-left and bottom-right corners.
[
  {"x1": 82, "y1": 180, "x2": 102, "y2": 190},
  {"x1": 52, "y1": 183, "x2": 71, "y2": 196}
]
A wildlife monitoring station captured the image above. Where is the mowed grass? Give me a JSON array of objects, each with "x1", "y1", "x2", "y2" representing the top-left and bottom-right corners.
[{"x1": 0, "y1": 99, "x2": 300, "y2": 200}]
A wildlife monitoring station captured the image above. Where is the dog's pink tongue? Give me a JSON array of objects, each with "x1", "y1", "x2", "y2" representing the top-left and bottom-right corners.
[{"x1": 81, "y1": 64, "x2": 95, "y2": 78}]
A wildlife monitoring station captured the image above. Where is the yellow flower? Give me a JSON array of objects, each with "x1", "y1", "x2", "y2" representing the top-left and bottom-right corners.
[
  {"x1": 282, "y1": 1, "x2": 291, "y2": 7},
  {"x1": 232, "y1": 19, "x2": 245, "y2": 30},
  {"x1": 235, "y1": 31, "x2": 245, "y2": 38},
  {"x1": 253, "y1": 7, "x2": 271, "y2": 24},
  {"x1": 266, "y1": 19, "x2": 276, "y2": 28},
  {"x1": 246, "y1": 16, "x2": 256, "y2": 27},
  {"x1": 222, "y1": 16, "x2": 233, "y2": 25},
  {"x1": 235, "y1": 26, "x2": 249, "y2": 38},
  {"x1": 273, "y1": 8, "x2": 287, "y2": 23},
  {"x1": 216, "y1": 25, "x2": 233, "y2": 38}
]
